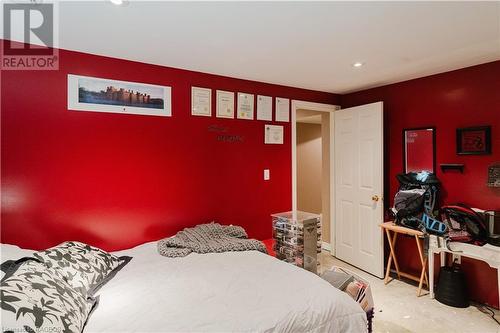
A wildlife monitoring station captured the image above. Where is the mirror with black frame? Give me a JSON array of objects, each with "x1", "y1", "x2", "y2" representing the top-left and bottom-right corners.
[{"x1": 403, "y1": 127, "x2": 436, "y2": 174}]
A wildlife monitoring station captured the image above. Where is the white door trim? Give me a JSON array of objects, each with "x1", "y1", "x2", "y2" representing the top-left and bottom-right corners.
[{"x1": 291, "y1": 100, "x2": 339, "y2": 255}]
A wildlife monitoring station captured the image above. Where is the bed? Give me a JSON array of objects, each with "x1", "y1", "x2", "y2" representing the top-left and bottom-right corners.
[{"x1": 1, "y1": 242, "x2": 367, "y2": 332}]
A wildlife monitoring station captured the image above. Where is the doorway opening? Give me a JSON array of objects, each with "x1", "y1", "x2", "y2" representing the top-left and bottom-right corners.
[
  {"x1": 291, "y1": 100, "x2": 338, "y2": 255},
  {"x1": 296, "y1": 110, "x2": 331, "y2": 251},
  {"x1": 292, "y1": 100, "x2": 384, "y2": 277}
]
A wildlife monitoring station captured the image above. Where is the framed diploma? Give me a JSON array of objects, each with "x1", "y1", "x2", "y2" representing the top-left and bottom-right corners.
[
  {"x1": 257, "y1": 95, "x2": 272, "y2": 121},
  {"x1": 191, "y1": 87, "x2": 212, "y2": 116},
  {"x1": 216, "y1": 90, "x2": 235, "y2": 119},
  {"x1": 265, "y1": 124, "x2": 284, "y2": 144},
  {"x1": 237, "y1": 92, "x2": 254, "y2": 120},
  {"x1": 275, "y1": 97, "x2": 290, "y2": 122}
]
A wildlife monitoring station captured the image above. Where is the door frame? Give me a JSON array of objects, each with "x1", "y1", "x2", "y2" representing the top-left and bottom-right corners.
[{"x1": 291, "y1": 100, "x2": 339, "y2": 255}]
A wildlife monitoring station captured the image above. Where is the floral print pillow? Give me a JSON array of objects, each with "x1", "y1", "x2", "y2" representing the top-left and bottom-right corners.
[
  {"x1": 33, "y1": 241, "x2": 122, "y2": 295},
  {"x1": 1, "y1": 258, "x2": 96, "y2": 333}
]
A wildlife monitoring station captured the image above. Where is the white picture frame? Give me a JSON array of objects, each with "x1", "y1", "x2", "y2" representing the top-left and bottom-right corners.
[
  {"x1": 237, "y1": 92, "x2": 254, "y2": 120},
  {"x1": 191, "y1": 86, "x2": 212, "y2": 117},
  {"x1": 265, "y1": 124, "x2": 284, "y2": 144},
  {"x1": 275, "y1": 97, "x2": 290, "y2": 122},
  {"x1": 216, "y1": 90, "x2": 235, "y2": 119},
  {"x1": 67, "y1": 74, "x2": 171, "y2": 117},
  {"x1": 257, "y1": 95, "x2": 272, "y2": 121}
]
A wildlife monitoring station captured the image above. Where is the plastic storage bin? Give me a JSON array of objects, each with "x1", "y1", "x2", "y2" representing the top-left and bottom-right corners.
[{"x1": 272, "y1": 211, "x2": 321, "y2": 273}]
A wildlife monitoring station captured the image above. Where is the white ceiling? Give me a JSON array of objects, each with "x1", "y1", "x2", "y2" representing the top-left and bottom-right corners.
[{"x1": 44, "y1": 1, "x2": 500, "y2": 93}]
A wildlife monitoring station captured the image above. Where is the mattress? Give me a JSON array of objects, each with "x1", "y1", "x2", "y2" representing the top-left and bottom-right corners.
[{"x1": 84, "y1": 242, "x2": 367, "y2": 333}]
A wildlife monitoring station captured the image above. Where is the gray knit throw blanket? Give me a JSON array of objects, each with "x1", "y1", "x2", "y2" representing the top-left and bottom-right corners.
[{"x1": 157, "y1": 223, "x2": 268, "y2": 257}]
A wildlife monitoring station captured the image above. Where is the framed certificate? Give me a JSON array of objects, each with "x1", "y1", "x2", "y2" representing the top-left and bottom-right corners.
[
  {"x1": 191, "y1": 87, "x2": 212, "y2": 116},
  {"x1": 265, "y1": 124, "x2": 284, "y2": 144},
  {"x1": 237, "y1": 92, "x2": 254, "y2": 120},
  {"x1": 216, "y1": 90, "x2": 235, "y2": 119},
  {"x1": 257, "y1": 95, "x2": 272, "y2": 121},
  {"x1": 275, "y1": 97, "x2": 290, "y2": 122}
]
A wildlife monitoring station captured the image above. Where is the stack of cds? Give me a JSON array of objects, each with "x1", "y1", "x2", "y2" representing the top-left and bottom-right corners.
[{"x1": 271, "y1": 211, "x2": 321, "y2": 274}]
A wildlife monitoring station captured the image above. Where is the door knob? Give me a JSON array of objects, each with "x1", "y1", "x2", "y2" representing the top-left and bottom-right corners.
[{"x1": 372, "y1": 195, "x2": 380, "y2": 202}]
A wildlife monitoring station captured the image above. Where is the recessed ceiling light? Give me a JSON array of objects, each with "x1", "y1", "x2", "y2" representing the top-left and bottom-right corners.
[
  {"x1": 110, "y1": 0, "x2": 123, "y2": 5},
  {"x1": 352, "y1": 62, "x2": 364, "y2": 68}
]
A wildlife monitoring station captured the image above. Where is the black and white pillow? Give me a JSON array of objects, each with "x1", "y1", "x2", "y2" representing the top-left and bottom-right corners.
[
  {"x1": 1, "y1": 258, "x2": 96, "y2": 333},
  {"x1": 33, "y1": 241, "x2": 129, "y2": 295}
]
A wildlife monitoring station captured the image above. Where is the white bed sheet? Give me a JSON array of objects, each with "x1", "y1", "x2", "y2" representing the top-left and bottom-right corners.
[
  {"x1": 0, "y1": 244, "x2": 36, "y2": 279},
  {"x1": 0, "y1": 244, "x2": 35, "y2": 262},
  {"x1": 85, "y1": 242, "x2": 367, "y2": 333}
]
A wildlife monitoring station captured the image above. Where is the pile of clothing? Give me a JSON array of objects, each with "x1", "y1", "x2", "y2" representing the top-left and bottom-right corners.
[{"x1": 391, "y1": 171, "x2": 488, "y2": 245}]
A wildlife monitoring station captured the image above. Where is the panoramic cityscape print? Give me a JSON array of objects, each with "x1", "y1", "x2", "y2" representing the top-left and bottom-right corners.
[{"x1": 78, "y1": 77, "x2": 165, "y2": 109}]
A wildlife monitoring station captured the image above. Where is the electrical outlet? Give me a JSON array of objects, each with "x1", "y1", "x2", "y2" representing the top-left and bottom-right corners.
[
  {"x1": 264, "y1": 169, "x2": 270, "y2": 180},
  {"x1": 452, "y1": 253, "x2": 461, "y2": 264}
]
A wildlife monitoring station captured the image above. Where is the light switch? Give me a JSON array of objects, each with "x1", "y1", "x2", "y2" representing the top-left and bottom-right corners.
[{"x1": 264, "y1": 169, "x2": 270, "y2": 181}]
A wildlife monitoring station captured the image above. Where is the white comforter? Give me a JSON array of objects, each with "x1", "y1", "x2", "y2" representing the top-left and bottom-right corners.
[{"x1": 84, "y1": 242, "x2": 367, "y2": 333}]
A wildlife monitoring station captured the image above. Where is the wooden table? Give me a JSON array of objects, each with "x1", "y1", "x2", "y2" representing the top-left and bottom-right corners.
[{"x1": 380, "y1": 221, "x2": 429, "y2": 296}]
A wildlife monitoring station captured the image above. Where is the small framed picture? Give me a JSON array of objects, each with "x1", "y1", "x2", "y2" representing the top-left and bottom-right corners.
[
  {"x1": 191, "y1": 87, "x2": 211, "y2": 117},
  {"x1": 265, "y1": 124, "x2": 284, "y2": 144},
  {"x1": 456, "y1": 126, "x2": 491, "y2": 155},
  {"x1": 216, "y1": 90, "x2": 235, "y2": 119},
  {"x1": 237, "y1": 92, "x2": 254, "y2": 120},
  {"x1": 275, "y1": 97, "x2": 290, "y2": 122},
  {"x1": 257, "y1": 95, "x2": 272, "y2": 121},
  {"x1": 488, "y1": 164, "x2": 500, "y2": 187}
]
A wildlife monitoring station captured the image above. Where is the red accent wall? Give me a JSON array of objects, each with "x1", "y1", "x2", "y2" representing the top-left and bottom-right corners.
[
  {"x1": 1, "y1": 45, "x2": 339, "y2": 252},
  {"x1": 341, "y1": 61, "x2": 500, "y2": 307},
  {"x1": 2, "y1": 43, "x2": 499, "y2": 307}
]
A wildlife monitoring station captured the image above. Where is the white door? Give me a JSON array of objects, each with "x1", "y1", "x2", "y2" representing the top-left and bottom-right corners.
[{"x1": 334, "y1": 102, "x2": 384, "y2": 278}]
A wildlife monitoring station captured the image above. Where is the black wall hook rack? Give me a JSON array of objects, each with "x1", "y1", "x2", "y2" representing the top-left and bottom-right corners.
[{"x1": 440, "y1": 164, "x2": 465, "y2": 173}]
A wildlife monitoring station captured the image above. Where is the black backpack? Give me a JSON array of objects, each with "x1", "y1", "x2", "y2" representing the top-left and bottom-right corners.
[
  {"x1": 394, "y1": 189, "x2": 426, "y2": 219},
  {"x1": 396, "y1": 173, "x2": 440, "y2": 215},
  {"x1": 391, "y1": 172, "x2": 440, "y2": 230}
]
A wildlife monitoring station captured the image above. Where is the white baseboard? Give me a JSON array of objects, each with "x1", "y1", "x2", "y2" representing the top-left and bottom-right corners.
[{"x1": 321, "y1": 242, "x2": 332, "y2": 252}]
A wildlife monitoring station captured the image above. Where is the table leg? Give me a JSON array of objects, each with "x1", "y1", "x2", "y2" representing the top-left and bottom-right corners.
[
  {"x1": 384, "y1": 229, "x2": 393, "y2": 284},
  {"x1": 420, "y1": 241, "x2": 429, "y2": 288},
  {"x1": 440, "y1": 251, "x2": 446, "y2": 267},
  {"x1": 417, "y1": 257, "x2": 428, "y2": 297},
  {"x1": 391, "y1": 232, "x2": 401, "y2": 279},
  {"x1": 384, "y1": 229, "x2": 400, "y2": 284},
  {"x1": 429, "y1": 250, "x2": 435, "y2": 299},
  {"x1": 389, "y1": 232, "x2": 401, "y2": 280},
  {"x1": 497, "y1": 267, "x2": 500, "y2": 308},
  {"x1": 415, "y1": 235, "x2": 428, "y2": 296}
]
